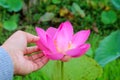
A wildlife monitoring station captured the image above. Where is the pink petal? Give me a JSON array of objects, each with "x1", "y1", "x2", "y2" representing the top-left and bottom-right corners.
[
  {"x1": 53, "y1": 21, "x2": 73, "y2": 51},
  {"x1": 66, "y1": 44, "x2": 90, "y2": 57},
  {"x1": 46, "y1": 27, "x2": 57, "y2": 38},
  {"x1": 36, "y1": 27, "x2": 64, "y2": 60},
  {"x1": 35, "y1": 27, "x2": 47, "y2": 45},
  {"x1": 46, "y1": 34, "x2": 69, "y2": 60},
  {"x1": 46, "y1": 34, "x2": 57, "y2": 53},
  {"x1": 45, "y1": 52, "x2": 64, "y2": 60},
  {"x1": 36, "y1": 40, "x2": 49, "y2": 51},
  {"x1": 62, "y1": 21, "x2": 73, "y2": 39},
  {"x1": 54, "y1": 21, "x2": 73, "y2": 39},
  {"x1": 36, "y1": 27, "x2": 52, "y2": 54},
  {"x1": 72, "y1": 30, "x2": 90, "y2": 47}
]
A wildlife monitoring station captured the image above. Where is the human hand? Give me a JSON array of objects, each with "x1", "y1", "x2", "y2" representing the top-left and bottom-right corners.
[
  {"x1": 2, "y1": 31, "x2": 49, "y2": 75},
  {"x1": 1, "y1": 31, "x2": 71, "y2": 75}
]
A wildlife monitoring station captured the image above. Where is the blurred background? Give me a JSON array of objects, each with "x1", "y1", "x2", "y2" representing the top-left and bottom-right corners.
[{"x1": 0, "y1": 0, "x2": 120, "y2": 80}]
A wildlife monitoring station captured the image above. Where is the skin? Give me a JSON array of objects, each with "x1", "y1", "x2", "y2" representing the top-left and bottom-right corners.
[{"x1": 1, "y1": 30, "x2": 71, "y2": 75}]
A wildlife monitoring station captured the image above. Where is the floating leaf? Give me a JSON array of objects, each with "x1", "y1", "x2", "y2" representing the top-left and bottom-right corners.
[
  {"x1": 111, "y1": 0, "x2": 120, "y2": 10},
  {"x1": 7, "y1": 0, "x2": 23, "y2": 12},
  {"x1": 3, "y1": 14, "x2": 19, "y2": 31},
  {"x1": 3, "y1": 20, "x2": 17, "y2": 31},
  {"x1": 101, "y1": 10, "x2": 117, "y2": 24},
  {"x1": 0, "y1": 0, "x2": 8, "y2": 8},
  {"x1": 41, "y1": 55, "x2": 102, "y2": 80},
  {"x1": 39, "y1": 12, "x2": 55, "y2": 22},
  {"x1": 0, "y1": 0, "x2": 23, "y2": 12},
  {"x1": 71, "y1": 3, "x2": 85, "y2": 18},
  {"x1": 95, "y1": 30, "x2": 120, "y2": 67}
]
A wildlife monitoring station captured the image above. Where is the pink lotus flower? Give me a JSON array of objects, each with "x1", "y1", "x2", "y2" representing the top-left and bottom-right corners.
[{"x1": 36, "y1": 21, "x2": 90, "y2": 60}]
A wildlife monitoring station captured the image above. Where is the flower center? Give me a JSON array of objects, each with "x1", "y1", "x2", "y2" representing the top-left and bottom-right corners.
[
  {"x1": 54, "y1": 40, "x2": 74, "y2": 54},
  {"x1": 68, "y1": 41, "x2": 73, "y2": 50}
]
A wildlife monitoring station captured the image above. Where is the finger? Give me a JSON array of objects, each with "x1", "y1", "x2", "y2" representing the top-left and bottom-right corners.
[
  {"x1": 28, "y1": 53, "x2": 44, "y2": 60},
  {"x1": 32, "y1": 56, "x2": 49, "y2": 71},
  {"x1": 61, "y1": 55, "x2": 71, "y2": 62},
  {"x1": 25, "y1": 32, "x2": 40, "y2": 43},
  {"x1": 24, "y1": 46, "x2": 40, "y2": 54}
]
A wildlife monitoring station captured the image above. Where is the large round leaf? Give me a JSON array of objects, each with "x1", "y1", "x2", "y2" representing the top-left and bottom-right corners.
[
  {"x1": 41, "y1": 55, "x2": 102, "y2": 80},
  {"x1": 101, "y1": 10, "x2": 117, "y2": 24},
  {"x1": 3, "y1": 20, "x2": 17, "y2": 31},
  {"x1": 0, "y1": 0, "x2": 23, "y2": 12},
  {"x1": 111, "y1": 0, "x2": 120, "y2": 10},
  {"x1": 7, "y1": 0, "x2": 23, "y2": 12},
  {"x1": 95, "y1": 30, "x2": 120, "y2": 67},
  {"x1": 0, "y1": 0, "x2": 8, "y2": 8}
]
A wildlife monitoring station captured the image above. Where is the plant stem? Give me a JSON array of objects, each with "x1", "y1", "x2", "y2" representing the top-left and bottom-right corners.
[
  {"x1": 22, "y1": 76, "x2": 25, "y2": 80},
  {"x1": 61, "y1": 61, "x2": 64, "y2": 80}
]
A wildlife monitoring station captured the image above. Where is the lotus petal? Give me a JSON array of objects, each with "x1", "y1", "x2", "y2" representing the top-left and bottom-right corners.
[
  {"x1": 72, "y1": 30, "x2": 90, "y2": 47},
  {"x1": 46, "y1": 27, "x2": 57, "y2": 38},
  {"x1": 66, "y1": 44, "x2": 90, "y2": 57}
]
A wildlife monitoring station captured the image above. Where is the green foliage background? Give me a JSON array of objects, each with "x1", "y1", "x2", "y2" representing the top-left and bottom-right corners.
[{"x1": 0, "y1": 0, "x2": 120, "y2": 80}]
